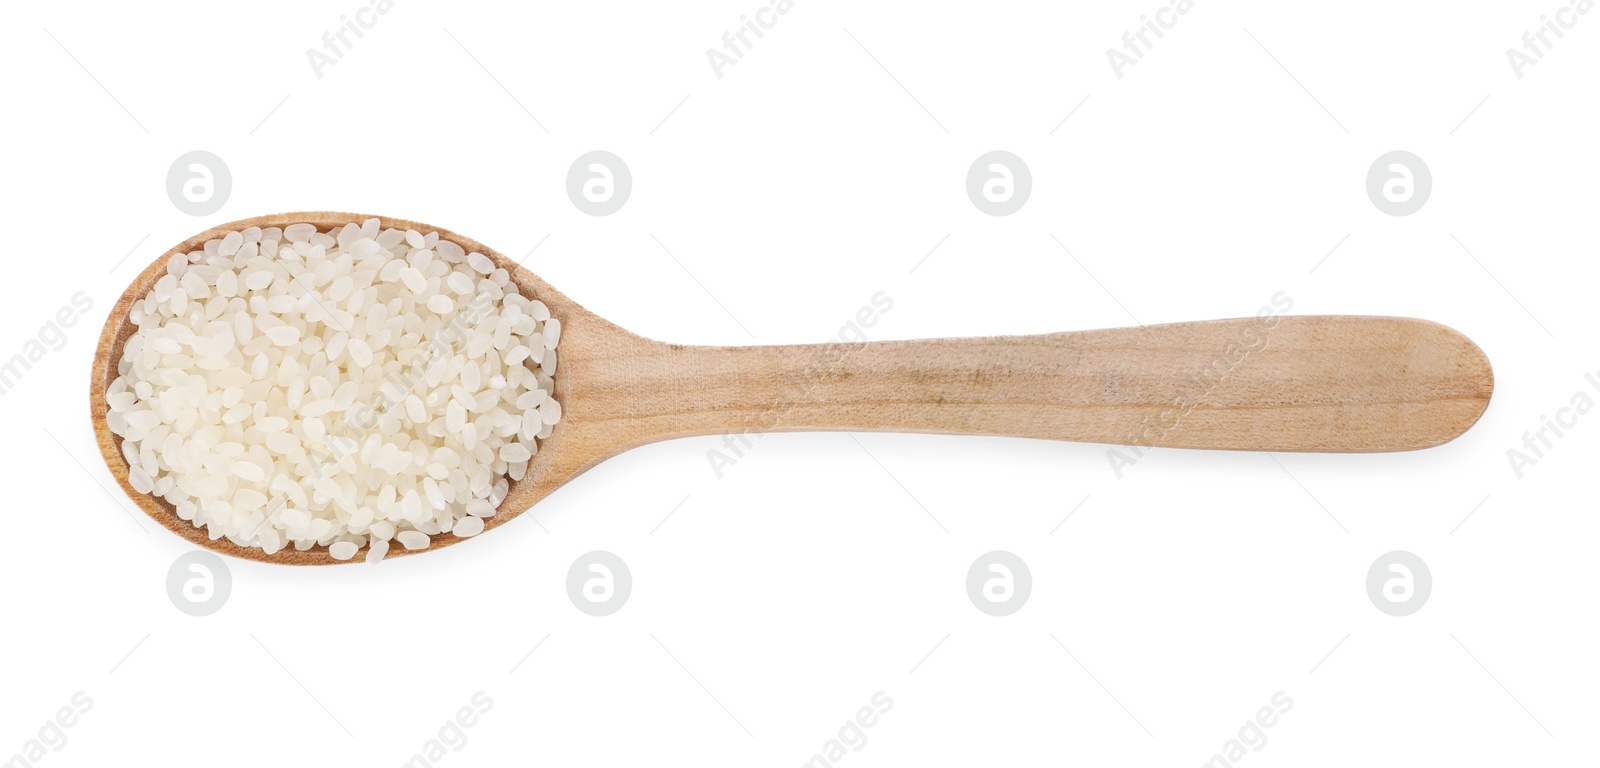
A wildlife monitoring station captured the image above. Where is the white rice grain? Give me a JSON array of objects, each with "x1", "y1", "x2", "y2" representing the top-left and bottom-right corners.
[{"x1": 106, "y1": 220, "x2": 561, "y2": 563}]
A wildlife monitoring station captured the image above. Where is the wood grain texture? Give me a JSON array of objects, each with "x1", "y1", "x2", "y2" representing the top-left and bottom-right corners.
[{"x1": 91, "y1": 212, "x2": 1493, "y2": 565}]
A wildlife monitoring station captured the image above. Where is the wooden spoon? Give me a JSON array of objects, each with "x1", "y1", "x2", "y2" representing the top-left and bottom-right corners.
[{"x1": 91, "y1": 212, "x2": 1494, "y2": 565}]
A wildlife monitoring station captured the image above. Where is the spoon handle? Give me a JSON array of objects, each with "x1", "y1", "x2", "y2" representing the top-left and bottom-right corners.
[{"x1": 573, "y1": 316, "x2": 1491, "y2": 453}]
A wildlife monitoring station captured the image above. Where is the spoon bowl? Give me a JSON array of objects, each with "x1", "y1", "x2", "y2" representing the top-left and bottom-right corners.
[
  {"x1": 92, "y1": 212, "x2": 1494, "y2": 565},
  {"x1": 94, "y1": 212, "x2": 621, "y2": 564}
]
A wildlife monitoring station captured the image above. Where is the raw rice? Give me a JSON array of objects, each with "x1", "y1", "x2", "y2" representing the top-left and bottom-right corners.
[{"x1": 105, "y1": 219, "x2": 560, "y2": 562}]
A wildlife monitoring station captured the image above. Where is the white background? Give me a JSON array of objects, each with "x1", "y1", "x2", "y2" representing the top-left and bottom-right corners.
[{"x1": 2, "y1": 0, "x2": 1597, "y2": 765}]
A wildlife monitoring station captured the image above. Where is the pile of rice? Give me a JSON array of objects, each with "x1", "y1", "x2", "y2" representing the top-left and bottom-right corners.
[{"x1": 104, "y1": 219, "x2": 562, "y2": 562}]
